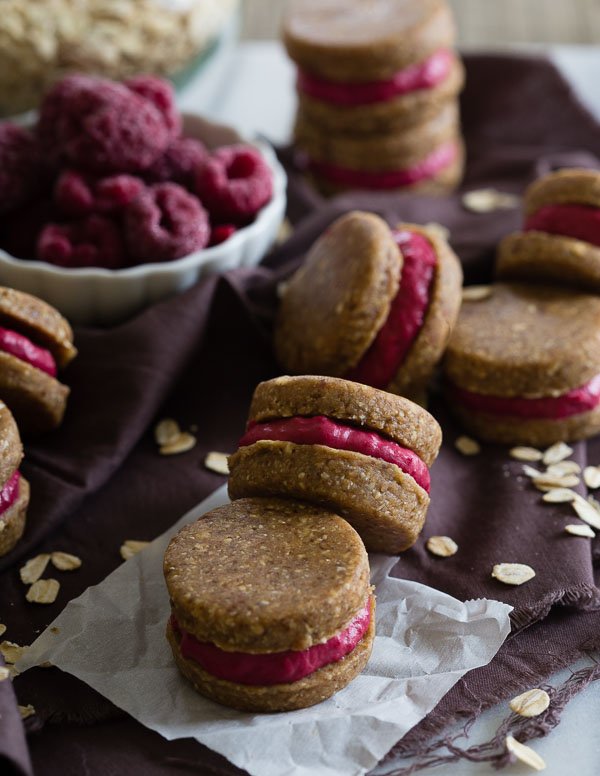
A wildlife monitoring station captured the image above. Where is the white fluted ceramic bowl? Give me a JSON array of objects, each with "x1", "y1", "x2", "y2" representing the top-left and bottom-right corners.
[{"x1": 0, "y1": 115, "x2": 286, "y2": 325}]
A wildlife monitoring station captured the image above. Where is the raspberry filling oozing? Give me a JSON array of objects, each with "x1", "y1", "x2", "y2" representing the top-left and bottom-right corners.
[
  {"x1": 346, "y1": 229, "x2": 436, "y2": 390},
  {"x1": 450, "y1": 373, "x2": 600, "y2": 420},
  {"x1": 525, "y1": 204, "x2": 600, "y2": 248},
  {"x1": 306, "y1": 141, "x2": 457, "y2": 190},
  {"x1": 0, "y1": 471, "x2": 20, "y2": 515},
  {"x1": 240, "y1": 415, "x2": 430, "y2": 492},
  {"x1": 171, "y1": 597, "x2": 372, "y2": 685},
  {"x1": 297, "y1": 49, "x2": 454, "y2": 106},
  {"x1": 0, "y1": 327, "x2": 57, "y2": 377}
]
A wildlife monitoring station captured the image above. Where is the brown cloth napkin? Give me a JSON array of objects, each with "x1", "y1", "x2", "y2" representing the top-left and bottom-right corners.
[{"x1": 1, "y1": 54, "x2": 600, "y2": 776}]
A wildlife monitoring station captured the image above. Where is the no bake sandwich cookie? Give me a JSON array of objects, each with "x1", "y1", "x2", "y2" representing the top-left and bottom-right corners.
[
  {"x1": 275, "y1": 211, "x2": 462, "y2": 399},
  {"x1": 0, "y1": 401, "x2": 30, "y2": 556},
  {"x1": 0, "y1": 287, "x2": 77, "y2": 434},
  {"x1": 164, "y1": 497, "x2": 374, "y2": 712},
  {"x1": 228, "y1": 376, "x2": 442, "y2": 553},
  {"x1": 444, "y1": 282, "x2": 600, "y2": 445},
  {"x1": 497, "y1": 168, "x2": 600, "y2": 291},
  {"x1": 284, "y1": 0, "x2": 464, "y2": 193}
]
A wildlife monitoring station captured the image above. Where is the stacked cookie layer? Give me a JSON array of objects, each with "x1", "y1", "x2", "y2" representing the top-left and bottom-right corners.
[
  {"x1": 0, "y1": 402, "x2": 30, "y2": 557},
  {"x1": 283, "y1": 0, "x2": 464, "y2": 194}
]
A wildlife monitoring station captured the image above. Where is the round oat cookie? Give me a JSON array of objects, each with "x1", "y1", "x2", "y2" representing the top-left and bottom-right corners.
[
  {"x1": 297, "y1": 55, "x2": 465, "y2": 134},
  {"x1": 0, "y1": 401, "x2": 22, "y2": 487},
  {"x1": 0, "y1": 352, "x2": 69, "y2": 434},
  {"x1": 247, "y1": 376, "x2": 442, "y2": 466},
  {"x1": 275, "y1": 211, "x2": 402, "y2": 377},
  {"x1": 387, "y1": 223, "x2": 463, "y2": 398},
  {"x1": 294, "y1": 101, "x2": 459, "y2": 172},
  {"x1": 166, "y1": 610, "x2": 374, "y2": 713},
  {"x1": 228, "y1": 441, "x2": 430, "y2": 553},
  {"x1": 444, "y1": 282, "x2": 600, "y2": 398},
  {"x1": 164, "y1": 497, "x2": 371, "y2": 653},
  {"x1": 283, "y1": 0, "x2": 455, "y2": 82},
  {"x1": 497, "y1": 231, "x2": 600, "y2": 292},
  {"x1": 0, "y1": 476, "x2": 29, "y2": 557},
  {"x1": 524, "y1": 168, "x2": 600, "y2": 216},
  {"x1": 0, "y1": 286, "x2": 77, "y2": 368}
]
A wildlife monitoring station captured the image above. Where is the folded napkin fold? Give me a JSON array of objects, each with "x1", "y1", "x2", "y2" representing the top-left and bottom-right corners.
[{"x1": 1, "y1": 54, "x2": 600, "y2": 775}]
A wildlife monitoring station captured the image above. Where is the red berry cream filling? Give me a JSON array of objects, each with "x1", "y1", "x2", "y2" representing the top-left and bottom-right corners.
[
  {"x1": 347, "y1": 229, "x2": 436, "y2": 389},
  {"x1": 297, "y1": 49, "x2": 454, "y2": 106},
  {"x1": 0, "y1": 326, "x2": 57, "y2": 376},
  {"x1": 239, "y1": 415, "x2": 430, "y2": 492},
  {"x1": 0, "y1": 470, "x2": 20, "y2": 515},
  {"x1": 306, "y1": 140, "x2": 457, "y2": 190},
  {"x1": 171, "y1": 597, "x2": 372, "y2": 685},
  {"x1": 525, "y1": 204, "x2": 600, "y2": 248},
  {"x1": 450, "y1": 373, "x2": 600, "y2": 420}
]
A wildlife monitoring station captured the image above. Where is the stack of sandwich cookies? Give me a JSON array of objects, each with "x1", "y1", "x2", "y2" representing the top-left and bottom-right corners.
[
  {"x1": 275, "y1": 211, "x2": 462, "y2": 400},
  {"x1": 164, "y1": 497, "x2": 374, "y2": 712},
  {"x1": 228, "y1": 376, "x2": 442, "y2": 553},
  {"x1": 284, "y1": 0, "x2": 465, "y2": 193},
  {"x1": 0, "y1": 402, "x2": 30, "y2": 556},
  {"x1": 444, "y1": 283, "x2": 600, "y2": 445},
  {"x1": 497, "y1": 168, "x2": 600, "y2": 291},
  {"x1": 0, "y1": 287, "x2": 77, "y2": 433}
]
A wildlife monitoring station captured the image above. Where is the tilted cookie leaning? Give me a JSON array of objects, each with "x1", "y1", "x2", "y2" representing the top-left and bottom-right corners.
[
  {"x1": 0, "y1": 402, "x2": 30, "y2": 556},
  {"x1": 0, "y1": 286, "x2": 77, "y2": 433},
  {"x1": 228, "y1": 375, "x2": 442, "y2": 553}
]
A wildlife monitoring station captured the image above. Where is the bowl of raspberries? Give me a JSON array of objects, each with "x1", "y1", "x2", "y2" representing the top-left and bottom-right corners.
[{"x1": 0, "y1": 74, "x2": 286, "y2": 325}]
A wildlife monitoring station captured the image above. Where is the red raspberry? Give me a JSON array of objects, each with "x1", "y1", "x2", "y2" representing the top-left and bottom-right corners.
[
  {"x1": 0, "y1": 124, "x2": 43, "y2": 214},
  {"x1": 195, "y1": 144, "x2": 273, "y2": 223},
  {"x1": 209, "y1": 224, "x2": 237, "y2": 246},
  {"x1": 54, "y1": 170, "x2": 146, "y2": 217},
  {"x1": 124, "y1": 183, "x2": 209, "y2": 263},
  {"x1": 37, "y1": 215, "x2": 126, "y2": 269},
  {"x1": 37, "y1": 75, "x2": 170, "y2": 174},
  {"x1": 125, "y1": 76, "x2": 181, "y2": 141},
  {"x1": 145, "y1": 137, "x2": 208, "y2": 188}
]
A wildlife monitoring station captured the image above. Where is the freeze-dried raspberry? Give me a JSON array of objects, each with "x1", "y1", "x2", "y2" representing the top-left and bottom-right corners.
[
  {"x1": 54, "y1": 170, "x2": 145, "y2": 217},
  {"x1": 145, "y1": 137, "x2": 208, "y2": 188},
  {"x1": 124, "y1": 183, "x2": 209, "y2": 263},
  {"x1": 195, "y1": 144, "x2": 273, "y2": 223},
  {"x1": 0, "y1": 123, "x2": 43, "y2": 214},
  {"x1": 37, "y1": 215, "x2": 126, "y2": 269},
  {"x1": 209, "y1": 224, "x2": 237, "y2": 246},
  {"x1": 37, "y1": 75, "x2": 170, "y2": 174},
  {"x1": 125, "y1": 76, "x2": 181, "y2": 141}
]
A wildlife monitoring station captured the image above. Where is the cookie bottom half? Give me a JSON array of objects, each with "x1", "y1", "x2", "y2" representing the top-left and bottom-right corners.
[
  {"x1": 166, "y1": 605, "x2": 375, "y2": 713},
  {"x1": 0, "y1": 475, "x2": 29, "y2": 557}
]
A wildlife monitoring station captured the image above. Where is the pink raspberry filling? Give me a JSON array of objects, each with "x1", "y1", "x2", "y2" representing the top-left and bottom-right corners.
[
  {"x1": 172, "y1": 597, "x2": 371, "y2": 686},
  {"x1": 306, "y1": 140, "x2": 457, "y2": 190},
  {"x1": 240, "y1": 415, "x2": 430, "y2": 492},
  {"x1": 525, "y1": 204, "x2": 600, "y2": 248},
  {"x1": 347, "y1": 229, "x2": 436, "y2": 390},
  {"x1": 0, "y1": 470, "x2": 20, "y2": 515},
  {"x1": 297, "y1": 49, "x2": 454, "y2": 106},
  {"x1": 450, "y1": 373, "x2": 600, "y2": 420},
  {"x1": 0, "y1": 327, "x2": 57, "y2": 377}
]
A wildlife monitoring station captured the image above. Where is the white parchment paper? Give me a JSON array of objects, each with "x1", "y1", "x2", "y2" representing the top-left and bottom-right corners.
[{"x1": 18, "y1": 486, "x2": 512, "y2": 776}]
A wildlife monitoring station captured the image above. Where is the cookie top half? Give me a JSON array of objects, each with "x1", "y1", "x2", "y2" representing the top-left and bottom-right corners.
[
  {"x1": 445, "y1": 283, "x2": 600, "y2": 397},
  {"x1": 164, "y1": 497, "x2": 370, "y2": 654},
  {"x1": 283, "y1": 0, "x2": 455, "y2": 81},
  {"x1": 0, "y1": 287, "x2": 76, "y2": 367},
  {"x1": 275, "y1": 211, "x2": 401, "y2": 377},
  {"x1": 524, "y1": 168, "x2": 600, "y2": 215},
  {"x1": 0, "y1": 401, "x2": 22, "y2": 487},
  {"x1": 247, "y1": 375, "x2": 442, "y2": 466}
]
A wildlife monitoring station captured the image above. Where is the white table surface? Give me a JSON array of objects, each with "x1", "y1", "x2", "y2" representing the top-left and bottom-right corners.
[{"x1": 179, "y1": 41, "x2": 600, "y2": 776}]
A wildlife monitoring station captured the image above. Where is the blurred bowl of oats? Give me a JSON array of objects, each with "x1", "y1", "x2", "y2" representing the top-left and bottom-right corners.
[{"x1": 0, "y1": 0, "x2": 239, "y2": 117}]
